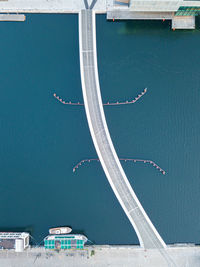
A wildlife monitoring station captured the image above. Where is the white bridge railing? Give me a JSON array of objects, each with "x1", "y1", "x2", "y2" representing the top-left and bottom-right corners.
[{"x1": 79, "y1": 9, "x2": 167, "y2": 250}]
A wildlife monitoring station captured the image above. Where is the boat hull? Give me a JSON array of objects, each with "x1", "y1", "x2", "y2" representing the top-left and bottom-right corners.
[{"x1": 49, "y1": 227, "x2": 72, "y2": 235}]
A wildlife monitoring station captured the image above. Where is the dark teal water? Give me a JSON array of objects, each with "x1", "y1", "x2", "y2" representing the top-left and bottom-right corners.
[{"x1": 0, "y1": 14, "x2": 200, "y2": 245}]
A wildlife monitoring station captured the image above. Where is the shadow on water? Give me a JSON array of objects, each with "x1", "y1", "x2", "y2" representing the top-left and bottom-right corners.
[
  {"x1": 116, "y1": 19, "x2": 171, "y2": 34},
  {"x1": 0, "y1": 225, "x2": 34, "y2": 234},
  {"x1": 195, "y1": 16, "x2": 200, "y2": 29},
  {"x1": 71, "y1": 228, "x2": 86, "y2": 236},
  {"x1": 108, "y1": 17, "x2": 200, "y2": 35}
]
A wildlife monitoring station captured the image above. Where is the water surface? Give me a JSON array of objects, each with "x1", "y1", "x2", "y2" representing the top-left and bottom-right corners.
[{"x1": 0, "y1": 15, "x2": 200, "y2": 245}]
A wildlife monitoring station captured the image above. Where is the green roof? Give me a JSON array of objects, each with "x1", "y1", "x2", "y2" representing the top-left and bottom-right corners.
[
  {"x1": 44, "y1": 237, "x2": 85, "y2": 250},
  {"x1": 175, "y1": 6, "x2": 200, "y2": 16}
]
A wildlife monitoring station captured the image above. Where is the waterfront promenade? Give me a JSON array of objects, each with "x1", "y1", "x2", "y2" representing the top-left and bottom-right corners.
[
  {"x1": 0, "y1": 0, "x2": 200, "y2": 14},
  {"x1": 0, "y1": 0, "x2": 200, "y2": 13},
  {"x1": 0, "y1": 0, "x2": 107, "y2": 13},
  {"x1": 0, "y1": 245, "x2": 199, "y2": 267}
]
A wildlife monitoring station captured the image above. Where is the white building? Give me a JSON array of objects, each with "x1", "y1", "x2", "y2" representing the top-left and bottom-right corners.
[
  {"x1": 0, "y1": 232, "x2": 29, "y2": 252},
  {"x1": 108, "y1": 0, "x2": 200, "y2": 29}
]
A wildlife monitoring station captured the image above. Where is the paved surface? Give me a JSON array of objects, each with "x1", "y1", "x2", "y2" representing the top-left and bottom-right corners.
[
  {"x1": 0, "y1": 0, "x2": 200, "y2": 14},
  {"x1": 0, "y1": 245, "x2": 199, "y2": 267},
  {"x1": 172, "y1": 15, "x2": 195, "y2": 29},
  {"x1": 0, "y1": 0, "x2": 106, "y2": 13},
  {"x1": 0, "y1": 14, "x2": 25, "y2": 20},
  {"x1": 127, "y1": 1, "x2": 200, "y2": 11},
  {"x1": 107, "y1": 10, "x2": 174, "y2": 20}
]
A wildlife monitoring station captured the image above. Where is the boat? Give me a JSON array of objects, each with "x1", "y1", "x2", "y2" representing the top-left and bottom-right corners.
[{"x1": 49, "y1": 227, "x2": 72, "y2": 235}]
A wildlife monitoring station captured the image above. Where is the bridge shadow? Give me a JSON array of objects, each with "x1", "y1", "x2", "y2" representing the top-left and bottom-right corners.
[{"x1": 122, "y1": 20, "x2": 171, "y2": 33}]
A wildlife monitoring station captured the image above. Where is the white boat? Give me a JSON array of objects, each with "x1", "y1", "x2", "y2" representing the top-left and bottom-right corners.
[{"x1": 49, "y1": 227, "x2": 72, "y2": 235}]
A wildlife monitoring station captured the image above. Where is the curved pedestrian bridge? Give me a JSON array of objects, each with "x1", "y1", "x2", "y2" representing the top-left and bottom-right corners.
[{"x1": 79, "y1": 9, "x2": 166, "y2": 250}]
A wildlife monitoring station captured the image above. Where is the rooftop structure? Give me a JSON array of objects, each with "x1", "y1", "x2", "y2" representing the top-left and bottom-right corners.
[
  {"x1": 108, "y1": 0, "x2": 200, "y2": 29},
  {"x1": 44, "y1": 234, "x2": 88, "y2": 250},
  {"x1": 0, "y1": 232, "x2": 29, "y2": 252}
]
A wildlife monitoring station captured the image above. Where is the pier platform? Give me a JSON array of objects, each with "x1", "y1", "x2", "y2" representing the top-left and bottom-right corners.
[
  {"x1": 172, "y1": 16, "x2": 195, "y2": 29},
  {"x1": 0, "y1": 245, "x2": 199, "y2": 267},
  {"x1": 107, "y1": 11, "x2": 173, "y2": 20},
  {"x1": 0, "y1": 14, "x2": 25, "y2": 21}
]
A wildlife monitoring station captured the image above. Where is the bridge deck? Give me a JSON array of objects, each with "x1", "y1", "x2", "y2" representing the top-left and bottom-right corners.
[{"x1": 79, "y1": 9, "x2": 166, "y2": 250}]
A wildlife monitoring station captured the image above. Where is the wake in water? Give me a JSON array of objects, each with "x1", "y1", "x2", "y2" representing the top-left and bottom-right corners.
[
  {"x1": 53, "y1": 88, "x2": 147, "y2": 106},
  {"x1": 73, "y1": 158, "x2": 166, "y2": 175}
]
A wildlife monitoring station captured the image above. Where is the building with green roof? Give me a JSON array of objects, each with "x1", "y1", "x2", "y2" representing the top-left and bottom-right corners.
[{"x1": 44, "y1": 234, "x2": 87, "y2": 250}]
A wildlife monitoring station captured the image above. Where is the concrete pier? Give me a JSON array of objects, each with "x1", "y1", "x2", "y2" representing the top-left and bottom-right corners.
[
  {"x1": 0, "y1": 245, "x2": 199, "y2": 267},
  {"x1": 107, "y1": 10, "x2": 173, "y2": 20},
  {"x1": 0, "y1": 0, "x2": 107, "y2": 13},
  {"x1": 172, "y1": 16, "x2": 195, "y2": 29},
  {"x1": 0, "y1": 14, "x2": 25, "y2": 21}
]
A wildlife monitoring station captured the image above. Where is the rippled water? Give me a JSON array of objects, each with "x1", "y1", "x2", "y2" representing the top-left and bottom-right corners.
[{"x1": 0, "y1": 14, "x2": 200, "y2": 245}]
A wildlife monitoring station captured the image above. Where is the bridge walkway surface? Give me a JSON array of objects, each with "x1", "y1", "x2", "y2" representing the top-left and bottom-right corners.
[{"x1": 79, "y1": 8, "x2": 176, "y2": 266}]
